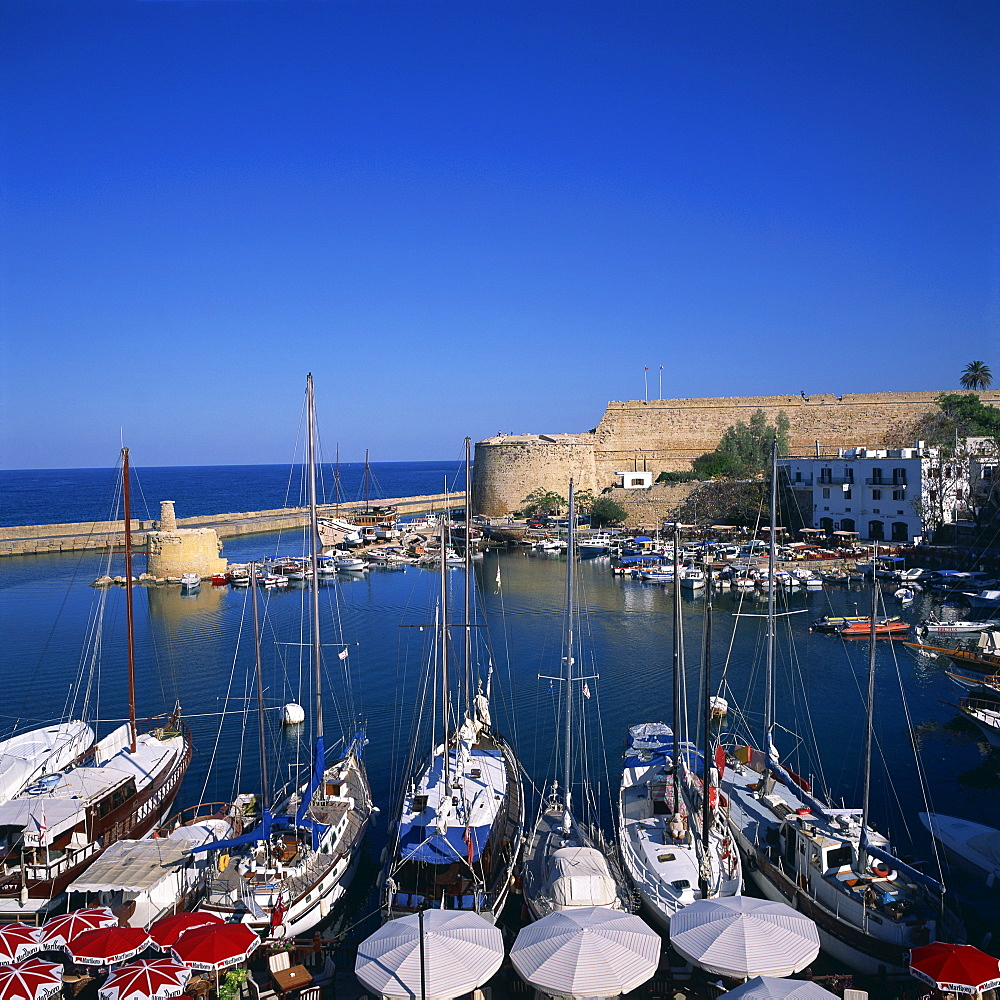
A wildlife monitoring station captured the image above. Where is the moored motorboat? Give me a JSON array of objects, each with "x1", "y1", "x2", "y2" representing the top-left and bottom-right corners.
[
  {"x1": 180, "y1": 573, "x2": 201, "y2": 590},
  {"x1": 918, "y1": 812, "x2": 1000, "y2": 886},
  {"x1": 919, "y1": 618, "x2": 998, "y2": 635},
  {"x1": 840, "y1": 617, "x2": 909, "y2": 637}
]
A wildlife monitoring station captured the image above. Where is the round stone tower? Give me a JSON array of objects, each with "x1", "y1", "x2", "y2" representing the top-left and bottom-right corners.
[{"x1": 146, "y1": 502, "x2": 227, "y2": 580}]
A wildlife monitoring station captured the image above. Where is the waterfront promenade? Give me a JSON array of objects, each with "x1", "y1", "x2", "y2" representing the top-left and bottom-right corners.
[{"x1": 0, "y1": 491, "x2": 465, "y2": 557}]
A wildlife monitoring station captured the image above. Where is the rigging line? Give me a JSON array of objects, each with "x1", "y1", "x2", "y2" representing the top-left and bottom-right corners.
[{"x1": 197, "y1": 584, "x2": 252, "y2": 808}]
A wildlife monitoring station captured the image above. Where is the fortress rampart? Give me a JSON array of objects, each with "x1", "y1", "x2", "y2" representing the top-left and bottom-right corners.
[{"x1": 472, "y1": 389, "x2": 1000, "y2": 516}]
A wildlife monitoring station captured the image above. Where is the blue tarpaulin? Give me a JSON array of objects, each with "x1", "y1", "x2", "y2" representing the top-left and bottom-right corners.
[{"x1": 398, "y1": 823, "x2": 491, "y2": 864}]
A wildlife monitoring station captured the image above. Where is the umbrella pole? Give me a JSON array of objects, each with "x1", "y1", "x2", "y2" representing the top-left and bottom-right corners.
[{"x1": 418, "y1": 908, "x2": 426, "y2": 1000}]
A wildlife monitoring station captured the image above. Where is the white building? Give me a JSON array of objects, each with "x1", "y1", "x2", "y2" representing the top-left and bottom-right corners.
[
  {"x1": 614, "y1": 470, "x2": 654, "y2": 489},
  {"x1": 779, "y1": 442, "x2": 972, "y2": 543}
]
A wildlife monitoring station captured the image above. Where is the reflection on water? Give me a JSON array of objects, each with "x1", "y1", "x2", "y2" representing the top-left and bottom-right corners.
[{"x1": 3, "y1": 536, "x2": 999, "y2": 938}]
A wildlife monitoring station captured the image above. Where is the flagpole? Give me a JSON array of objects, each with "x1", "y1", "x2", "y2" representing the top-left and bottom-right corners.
[
  {"x1": 659, "y1": 365, "x2": 663, "y2": 399},
  {"x1": 643, "y1": 367, "x2": 648, "y2": 402}
]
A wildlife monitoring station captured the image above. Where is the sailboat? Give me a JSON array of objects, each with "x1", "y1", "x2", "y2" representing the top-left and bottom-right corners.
[
  {"x1": 194, "y1": 374, "x2": 373, "y2": 936},
  {"x1": 521, "y1": 479, "x2": 633, "y2": 920},
  {"x1": 0, "y1": 447, "x2": 193, "y2": 924},
  {"x1": 718, "y1": 440, "x2": 965, "y2": 975},
  {"x1": 381, "y1": 440, "x2": 524, "y2": 922},
  {"x1": 619, "y1": 524, "x2": 741, "y2": 929}
]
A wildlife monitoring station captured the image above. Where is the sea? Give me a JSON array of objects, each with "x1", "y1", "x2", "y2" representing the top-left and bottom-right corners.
[{"x1": 1, "y1": 462, "x2": 997, "y2": 962}]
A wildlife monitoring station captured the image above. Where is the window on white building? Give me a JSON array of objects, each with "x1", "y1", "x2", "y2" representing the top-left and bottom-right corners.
[
  {"x1": 872, "y1": 489, "x2": 881, "y2": 500},
  {"x1": 822, "y1": 488, "x2": 830, "y2": 499},
  {"x1": 893, "y1": 489, "x2": 905, "y2": 500}
]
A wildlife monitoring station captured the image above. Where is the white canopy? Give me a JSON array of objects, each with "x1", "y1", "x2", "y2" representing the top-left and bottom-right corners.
[
  {"x1": 670, "y1": 897, "x2": 819, "y2": 979},
  {"x1": 355, "y1": 910, "x2": 503, "y2": 1000},
  {"x1": 0, "y1": 798, "x2": 85, "y2": 848},
  {"x1": 510, "y1": 906, "x2": 661, "y2": 998},
  {"x1": 721, "y1": 977, "x2": 838, "y2": 1000}
]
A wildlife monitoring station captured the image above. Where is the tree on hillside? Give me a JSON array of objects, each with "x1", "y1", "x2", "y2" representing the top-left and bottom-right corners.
[
  {"x1": 691, "y1": 409, "x2": 790, "y2": 479},
  {"x1": 916, "y1": 393, "x2": 1000, "y2": 446},
  {"x1": 960, "y1": 360, "x2": 993, "y2": 391},
  {"x1": 589, "y1": 496, "x2": 627, "y2": 527},
  {"x1": 518, "y1": 488, "x2": 567, "y2": 517}
]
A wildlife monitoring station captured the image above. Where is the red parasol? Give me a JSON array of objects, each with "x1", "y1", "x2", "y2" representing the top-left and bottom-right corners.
[
  {"x1": 0, "y1": 959, "x2": 64, "y2": 1000},
  {"x1": 910, "y1": 943, "x2": 1000, "y2": 994},
  {"x1": 39, "y1": 908, "x2": 118, "y2": 952},
  {"x1": 68, "y1": 928, "x2": 152, "y2": 967},
  {"x1": 0, "y1": 926, "x2": 43, "y2": 966},
  {"x1": 170, "y1": 925, "x2": 260, "y2": 972},
  {"x1": 98, "y1": 959, "x2": 192, "y2": 1000},
  {"x1": 149, "y1": 914, "x2": 223, "y2": 953}
]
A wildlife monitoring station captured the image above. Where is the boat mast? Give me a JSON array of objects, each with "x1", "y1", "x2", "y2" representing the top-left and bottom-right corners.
[
  {"x1": 251, "y1": 562, "x2": 269, "y2": 814},
  {"x1": 672, "y1": 522, "x2": 682, "y2": 824},
  {"x1": 440, "y1": 480, "x2": 450, "y2": 788},
  {"x1": 334, "y1": 443, "x2": 341, "y2": 513},
  {"x1": 699, "y1": 564, "x2": 713, "y2": 897},
  {"x1": 364, "y1": 449, "x2": 371, "y2": 513},
  {"x1": 306, "y1": 374, "x2": 324, "y2": 802},
  {"x1": 859, "y1": 543, "x2": 879, "y2": 874},
  {"x1": 562, "y1": 480, "x2": 576, "y2": 821},
  {"x1": 463, "y1": 437, "x2": 473, "y2": 722},
  {"x1": 760, "y1": 438, "x2": 778, "y2": 798},
  {"x1": 122, "y1": 447, "x2": 137, "y2": 753}
]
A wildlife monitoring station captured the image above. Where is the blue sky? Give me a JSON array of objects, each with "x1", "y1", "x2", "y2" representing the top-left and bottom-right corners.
[{"x1": 2, "y1": 0, "x2": 997, "y2": 469}]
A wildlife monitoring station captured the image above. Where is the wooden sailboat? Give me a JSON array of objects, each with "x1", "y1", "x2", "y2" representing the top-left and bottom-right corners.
[
  {"x1": 718, "y1": 441, "x2": 965, "y2": 975},
  {"x1": 619, "y1": 524, "x2": 741, "y2": 930},
  {"x1": 193, "y1": 374, "x2": 373, "y2": 936},
  {"x1": 0, "y1": 447, "x2": 193, "y2": 924},
  {"x1": 382, "y1": 441, "x2": 523, "y2": 922},
  {"x1": 521, "y1": 479, "x2": 632, "y2": 920}
]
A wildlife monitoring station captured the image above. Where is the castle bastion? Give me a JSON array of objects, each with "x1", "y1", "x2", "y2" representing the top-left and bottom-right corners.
[{"x1": 472, "y1": 389, "x2": 1000, "y2": 517}]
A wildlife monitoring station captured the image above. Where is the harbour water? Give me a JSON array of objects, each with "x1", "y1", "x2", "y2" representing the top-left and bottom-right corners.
[{"x1": 1, "y1": 463, "x2": 998, "y2": 969}]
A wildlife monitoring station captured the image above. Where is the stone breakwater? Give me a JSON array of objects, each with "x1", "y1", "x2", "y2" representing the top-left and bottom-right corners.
[
  {"x1": 472, "y1": 389, "x2": 1000, "y2": 516},
  {"x1": 0, "y1": 492, "x2": 463, "y2": 557}
]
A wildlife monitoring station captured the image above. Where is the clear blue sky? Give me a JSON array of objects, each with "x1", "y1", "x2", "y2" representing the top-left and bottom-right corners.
[{"x1": 2, "y1": 0, "x2": 997, "y2": 469}]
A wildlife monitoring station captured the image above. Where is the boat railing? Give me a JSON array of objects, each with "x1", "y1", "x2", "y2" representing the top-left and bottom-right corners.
[{"x1": 155, "y1": 801, "x2": 244, "y2": 838}]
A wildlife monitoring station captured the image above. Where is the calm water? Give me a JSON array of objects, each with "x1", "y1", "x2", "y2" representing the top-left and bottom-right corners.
[
  {"x1": 1, "y1": 461, "x2": 469, "y2": 527},
  {"x1": 0, "y1": 464, "x2": 997, "y2": 947}
]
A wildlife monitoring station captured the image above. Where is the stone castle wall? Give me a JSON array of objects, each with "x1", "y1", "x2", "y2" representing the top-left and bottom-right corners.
[{"x1": 473, "y1": 389, "x2": 1000, "y2": 516}]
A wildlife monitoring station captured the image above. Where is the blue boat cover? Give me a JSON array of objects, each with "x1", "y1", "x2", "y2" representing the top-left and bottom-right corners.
[{"x1": 398, "y1": 822, "x2": 492, "y2": 864}]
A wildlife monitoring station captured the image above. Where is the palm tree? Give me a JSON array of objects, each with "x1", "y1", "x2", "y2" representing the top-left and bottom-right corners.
[{"x1": 960, "y1": 361, "x2": 993, "y2": 391}]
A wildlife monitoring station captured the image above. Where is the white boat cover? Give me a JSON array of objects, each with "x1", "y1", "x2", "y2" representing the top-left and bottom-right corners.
[
  {"x1": 0, "y1": 722, "x2": 94, "y2": 804},
  {"x1": 627, "y1": 722, "x2": 673, "y2": 749},
  {"x1": 549, "y1": 847, "x2": 618, "y2": 908}
]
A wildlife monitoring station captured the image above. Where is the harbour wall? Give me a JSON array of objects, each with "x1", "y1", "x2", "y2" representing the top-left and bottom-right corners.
[
  {"x1": 472, "y1": 389, "x2": 1000, "y2": 516},
  {"x1": 0, "y1": 492, "x2": 463, "y2": 557}
]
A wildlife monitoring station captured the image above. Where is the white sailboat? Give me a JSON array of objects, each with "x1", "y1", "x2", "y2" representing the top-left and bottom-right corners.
[
  {"x1": 619, "y1": 525, "x2": 741, "y2": 930},
  {"x1": 521, "y1": 479, "x2": 633, "y2": 920},
  {"x1": 382, "y1": 440, "x2": 524, "y2": 922},
  {"x1": 194, "y1": 374, "x2": 373, "y2": 937},
  {"x1": 718, "y1": 440, "x2": 965, "y2": 976}
]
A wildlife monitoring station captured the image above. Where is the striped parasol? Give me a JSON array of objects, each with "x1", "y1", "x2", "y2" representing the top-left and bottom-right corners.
[
  {"x1": 98, "y1": 959, "x2": 192, "y2": 1000},
  {"x1": 39, "y1": 908, "x2": 118, "y2": 952},
  {"x1": 68, "y1": 928, "x2": 152, "y2": 967},
  {"x1": 510, "y1": 907, "x2": 661, "y2": 998},
  {"x1": 909, "y1": 943, "x2": 1000, "y2": 994},
  {"x1": 0, "y1": 926, "x2": 43, "y2": 966},
  {"x1": 0, "y1": 959, "x2": 64, "y2": 1000},
  {"x1": 170, "y1": 925, "x2": 259, "y2": 973},
  {"x1": 356, "y1": 910, "x2": 504, "y2": 1000},
  {"x1": 721, "y1": 977, "x2": 839, "y2": 1000},
  {"x1": 149, "y1": 914, "x2": 223, "y2": 953},
  {"x1": 669, "y1": 897, "x2": 819, "y2": 979}
]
